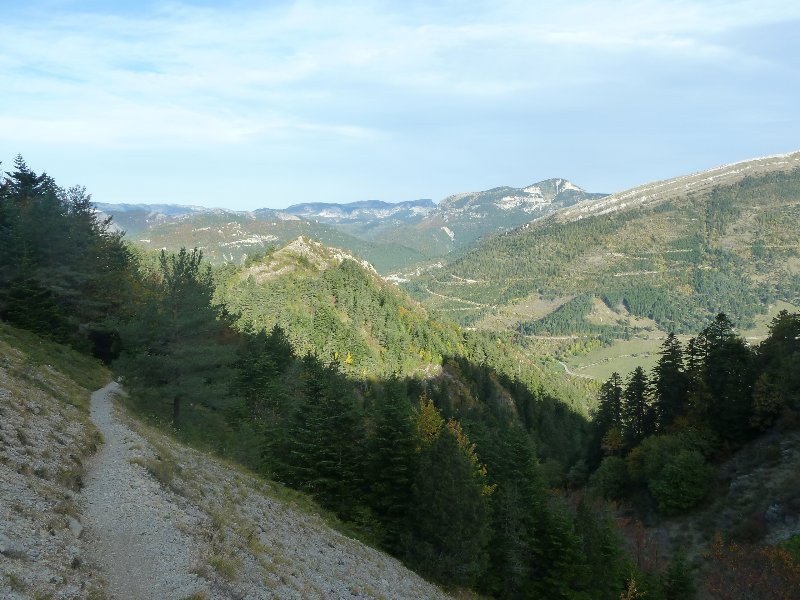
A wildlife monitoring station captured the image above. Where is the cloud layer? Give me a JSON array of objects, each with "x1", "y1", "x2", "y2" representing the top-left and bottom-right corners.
[{"x1": 2, "y1": 0, "x2": 798, "y2": 207}]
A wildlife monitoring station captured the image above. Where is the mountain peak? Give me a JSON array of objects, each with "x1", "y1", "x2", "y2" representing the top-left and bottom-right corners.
[{"x1": 243, "y1": 236, "x2": 378, "y2": 284}]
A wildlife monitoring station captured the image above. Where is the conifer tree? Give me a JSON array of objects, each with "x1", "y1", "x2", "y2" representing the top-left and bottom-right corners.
[
  {"x1": 622, "y1": 367, "x2": 653, "y2": 447},
  {"x1": 403, "y1": 397, "x2": 491, "y2": 586},
  {"x1": 754, "y1": 310, "x2": 800, "y2": 423},
  {"x1": 285, "y1": 357, "x2": 365, "y2": 518},
  {"x1": 592, "y1": 372, "x2": 624, "y2": 460},
  {"x1": 364, "y1": 379, "x2": 417, "y2": 551},
  {"x1": 115, "y1": 248, "x2": 235, "y2": 427},
  {"x1": 698, "y1": 314, "x2": 754, "y2": 440},
  {"x1": 574, "y1": 499, "x2": 630, "y2": 600},
  {"x1": 651, "y1": 333, "x2": 688, "y2": 430},
  {"x1": 479, "y1": 424, "x2": 546, "y2": 598}
]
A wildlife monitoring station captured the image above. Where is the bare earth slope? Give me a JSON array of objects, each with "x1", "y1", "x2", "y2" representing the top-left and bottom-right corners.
[
  {"x1": 1, "y1": 325, "x2": 450, "y2": 600},
  {"x1": 82, "y1": 383, "x2": 451, "y2": 600}
]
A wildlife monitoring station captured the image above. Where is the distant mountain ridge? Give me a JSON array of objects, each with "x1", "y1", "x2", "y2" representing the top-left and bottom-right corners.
[
  {"x1": 284, "y1": 198, "x2": 435, "y2": 224},
  {"x1": 556, "y1": 151, "x2": 800, "y2": 222},
  {"x1": 374, "y1": 177, "x2": 607, "y2": 259},
  {"x1": 94, "y1": 175, "x2": 603, "y2": 273},
  {"x1": 408, "y1": 152, "x2": 800, "y2": 334}
]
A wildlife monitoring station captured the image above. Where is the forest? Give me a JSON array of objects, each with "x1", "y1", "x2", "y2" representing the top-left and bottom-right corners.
[
  {"x1": 2, "y1": 156, "x2": 799, "y2": 598},
  {"x1": 417, "y1": 169, "x2": 800, "y2": 333}
]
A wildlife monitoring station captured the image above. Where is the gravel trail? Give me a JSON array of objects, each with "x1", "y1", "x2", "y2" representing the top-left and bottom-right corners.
[
  {"x1": 81, "y1": 382, "x2": 205, "y2": 599},
  {"x1": 78, "y1": 382, "x2": 450, "y2": 599}
]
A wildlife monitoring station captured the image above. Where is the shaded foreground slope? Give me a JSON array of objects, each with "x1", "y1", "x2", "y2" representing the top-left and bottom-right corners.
[{"x1": 0, "y1": 323, "x2": 451, "y2": 599}]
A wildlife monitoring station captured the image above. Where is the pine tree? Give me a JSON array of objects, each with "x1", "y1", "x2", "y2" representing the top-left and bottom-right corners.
[
  {"x1": 651, "y1": 333, "x2": 688, "y2": 430},
  {"x1": 115, "y1": 248, "x2": 235, "y2": 427},
  {"x1": 622, "y1": 367, "x2": 653, "y2": 448}
]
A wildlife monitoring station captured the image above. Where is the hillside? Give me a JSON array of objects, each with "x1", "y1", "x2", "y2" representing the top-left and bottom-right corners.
[
  {"x1": 377, "y1": 177, "x2": 606, "y2": 262},
  {"x1": 117, "y1": 210, "x2": 427, "y2": 273},
  {"x1": 409, "y1": 154, "x2": 800, "y2": 338},
  {"x1": 217, "y1": 236, "x2": 458, "y2": 378},
  {"x1": 0, "y1": 322, "x2": 451, "y2": 599},
  {"x1": 216, "y1": 236, "x2": 594, "y2": 412}
]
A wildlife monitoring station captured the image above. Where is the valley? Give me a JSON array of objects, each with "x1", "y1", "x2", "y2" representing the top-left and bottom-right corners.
[{"x1": 2, "y1": 153, "x2": 800, "y2": 599}]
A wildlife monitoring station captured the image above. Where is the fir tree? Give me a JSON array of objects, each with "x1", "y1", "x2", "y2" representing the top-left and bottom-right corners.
[
  {"x1": 403, "y1": 398, "x2": 491, "y2": 587},
  {"x1": 622, "y1": 367, "x2": 653, "y2": 448},
  {"x1": 364, "y1": 379, "x2": 417, "y2": 551},
  {"x1": 651, "y1": 333, "x2": 688, "y2": 430}
]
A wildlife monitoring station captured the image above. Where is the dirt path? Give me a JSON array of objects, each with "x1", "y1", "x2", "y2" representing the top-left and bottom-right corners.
[
  {"x1": 557, "y1": 359, "x2": 595, "y2": 380},
  {"x1": 81, "y1": 382, "x2": 205, "y2": 599}
]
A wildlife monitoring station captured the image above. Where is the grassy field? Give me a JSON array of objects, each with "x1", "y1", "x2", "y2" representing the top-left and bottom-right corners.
[
  {"x1": 739, "y1": 300, "x2": 798, "y2": 341},
  {"x1": 565, "y1": 335, "x2": 667, "y2": 382},
  {"x1": 562, "y1": 300, "x2": 799, "y2": 382}
]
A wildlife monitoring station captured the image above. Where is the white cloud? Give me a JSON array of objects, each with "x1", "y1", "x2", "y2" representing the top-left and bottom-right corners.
[{"x1": 1, "y1": 0, "x2": 798, "y2": 206}]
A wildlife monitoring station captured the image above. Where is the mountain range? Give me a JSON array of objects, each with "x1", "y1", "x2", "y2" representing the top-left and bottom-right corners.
[
  {"x1": 94, "y1": 177, "x2": 604, "y2": 273},
  {"x1": 410, "y1": 152, "x2": 800, "y2": 336}
]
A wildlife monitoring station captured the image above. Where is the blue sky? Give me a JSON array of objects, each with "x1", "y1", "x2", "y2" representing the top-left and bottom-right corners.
[{"x1": 2, "y1": 1, "x2": 799, "y2": 209}]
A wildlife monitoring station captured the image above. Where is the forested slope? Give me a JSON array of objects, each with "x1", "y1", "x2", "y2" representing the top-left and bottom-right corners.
[{"x1": 411, "y1": 164, "x2": 800, "y2": 334}]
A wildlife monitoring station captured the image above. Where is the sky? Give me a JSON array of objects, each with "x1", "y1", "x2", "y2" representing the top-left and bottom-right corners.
[{"x1": 1, "y1": 0, "x2": 799, "y2": 210}]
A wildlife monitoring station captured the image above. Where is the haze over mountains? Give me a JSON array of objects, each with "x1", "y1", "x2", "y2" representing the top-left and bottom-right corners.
[{"x1": 94, "y1": 176, "x2": 605, "y2": 271}]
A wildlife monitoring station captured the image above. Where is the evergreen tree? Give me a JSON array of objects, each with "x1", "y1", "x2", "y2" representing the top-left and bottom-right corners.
[
  {"x1": 233, "y1": 325, "x2": 296, "y2": 474},
  {"x1": 698, "y1": 314, "x2": 755, "y2": 440},
  {"x1": 284, "y1": 357, "x2": 366, "y2": 518},
  {"x1": 115, "y1": 248, "x2": 235, "y2": 426},
  {"x1": 595, "y1": 372, "x2": 624, "y2": 432},
  {"x1": 622, "y1": 367, "x2": 654, "y2": 447},
  {"x1": 364, "y1": 379, "x2": 417, "y2": 551},
  {"x1": 575, "y1": 499, "x2": 631, "y2": 600},
  {"x1": 478, "y1": 424, "x2": 544, "y2": 598},
  {"x1": 592, "y1": 372, "x2": 624, "y2": 460},
  {"x1": 754, "y1": 310, "x2": 800, "y2": 423},
  {"x1": 403, "y1": 397, "x2": 491, "y2": 587},
  {"x1": 651, "y1": 333, "x2": 688, "y2": 430},
  {"x1": 0, "y1": 156, "x2": 134, "y2": 351}
]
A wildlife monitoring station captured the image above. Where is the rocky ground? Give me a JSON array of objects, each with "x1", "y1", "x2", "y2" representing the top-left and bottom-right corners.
[
  {"x1": 0, "y1": 331, "x2": 105, "y2": 599},
  {"x1": 1, "y1": 327, "x2": 452, "y2": 599}
]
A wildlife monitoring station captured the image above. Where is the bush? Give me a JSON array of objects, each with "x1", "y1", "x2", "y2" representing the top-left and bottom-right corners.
[
  {"x1": 649, "y1": 450, "x2": 711, "y2": 515},
  {"x1": 589, "y1": 456, "x2": 628, "y2": 500}
]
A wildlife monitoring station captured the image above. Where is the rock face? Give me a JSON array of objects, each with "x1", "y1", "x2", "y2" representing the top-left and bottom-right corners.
[
  {"x1": 284, "y1": 199, "x2": 436, "y2": 225},
  {"x1": 1, "y1": 328, "x2": 451, "y2": 600}
]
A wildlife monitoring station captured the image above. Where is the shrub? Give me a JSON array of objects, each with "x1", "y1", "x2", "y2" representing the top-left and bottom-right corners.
[
  {"x1": 589, "y1": 456, "x2": 628, "y2": 500},
  {"x1": 649, "y1": 450, "x2": 711, "y2": 515}
]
